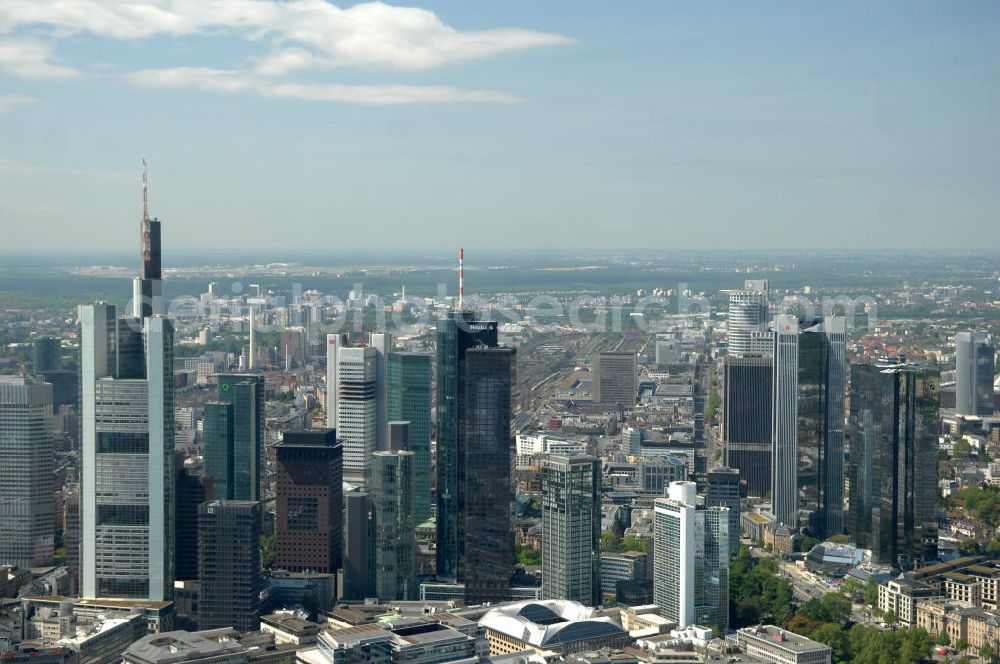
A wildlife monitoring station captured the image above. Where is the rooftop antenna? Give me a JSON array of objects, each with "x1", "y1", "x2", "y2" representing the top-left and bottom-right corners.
[
  {"x1": 458, "y1": 247, "x2": 464, "y2": 310},
  {"x1": 141, "y1": 158, "x2": 149, "y2": 223}
]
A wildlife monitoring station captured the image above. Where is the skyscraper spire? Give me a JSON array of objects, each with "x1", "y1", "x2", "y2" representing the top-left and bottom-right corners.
[{"x1": 133, "y1": 158, "x2": 163, "y2": 319}]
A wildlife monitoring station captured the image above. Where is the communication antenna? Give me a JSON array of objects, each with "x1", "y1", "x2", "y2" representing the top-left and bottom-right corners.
[{"x1": 458, "y1": 247, "x2": 464, "y2": 310}]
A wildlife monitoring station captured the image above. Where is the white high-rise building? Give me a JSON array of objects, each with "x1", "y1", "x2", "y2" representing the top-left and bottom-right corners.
[
  {"x1": 653, "y1": 481, "x2": 729, "y2": 630},
  {"x1": 79, "y1": 303, "x2": 174, "y2": 600},
  {"x1": 336, "y1": 345, "x2": 379, "y2": 485},
  {"x1": 0, "y1": 376, "x2": 54, "y2": 568},
  {"x1": 727, "y1": 281, "x2": 769, "y2": 358},
  {"x1": 325, "y1": 333, "x2": 347, "y2": 428}
]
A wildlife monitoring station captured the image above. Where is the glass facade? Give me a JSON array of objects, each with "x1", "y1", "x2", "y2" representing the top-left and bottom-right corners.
[
  {"x1": 541, "y1": 455, "x2": 601, "y2": 606},
  {"x1": 388, "y1": 352, "x2": 432, "y2": 523},
  {"x1": 435, "y1": 312, "x2": 497, "y2": 581},
  {"x1": 372, "y1": 450, "x2": 417, "y2": 600},
  {"x1": 723, "y1": 356, "x2": 773, "y2": 498},
  {"x1": 463, "y1": 346, "x2": 515, "y2": 604},
  {"x1": 847, "y1": 363, "x2": 939, "y2": 569}
]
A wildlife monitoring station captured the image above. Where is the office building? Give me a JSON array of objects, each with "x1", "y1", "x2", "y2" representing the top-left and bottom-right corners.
[
  {"x1": 370, "y1": 332, "x2": 392, "y2": 451},
  {"x1": 723, "y1": 355, "x2": 773, "y2": 497},
  {"x1": 479, "y1": 600, "x2": 629, "y2": 656},
  {"x1": 204, "y1": 374, "x2": 264, "y2": 502},
  {"x1": 637, "y1": 455, "x2": 688, "y2": 494},
  {"x1": 324, "y1": 333, "x2": 347, "y2": 429},
  {"x1": 333, "y1": 345, "x2": 379, "y2": 485},
  {"x1": 280, "y1": 326, "x2": 306, "y2": 369},
  {"x1": 727, "y1": 284, "x2": 769, "y2": 358},
  {"x1": 79, "y1": 302, "x2": 174, "y2": 600},
  {"x1": 32, "y1": 336, "x2": 61, "y2": 374},
  {"x1": 435, "y1": 312, "x2": 498, "y2": 581},
  {"x1": 371, "y1": 423, "x2": 416, "y2": 601},
  {"x1": 593, "y1": 351, "x2": 637, "y2": 407},
  {"x1": 198, "y1": 500, "x2": 262, "y2": 632},
  {"x1": 0, "y1": 376, "x2": 54, "y2": 568},
  {"x1": 275, "y1": 429, "x2": 342, "y2": 574},
  {"x1": 736, "y1": 625, "x2": 832, "y2": 664},
  {"x1": 706, "y1": 467, "x2": 741, "y2": 556},
  {"x1": 847, "y1": 362, "x2": 939, "y2": 569},
  {"x1": 342, "y1": 492, "x2": 373, "y2": 601},
  {"x1": 653, "y1": 482, "x2": 729, "y2": 630},
  {"x1": 175, "y1": 454, "x2": 211, "y2": 582},
  {"x1": 771, "y1": 316, "x2": 846, "y2": 536},
  {"x1": 463, "y1": 346, "x2": 516, "y2": 604},
  {"x1": 541, "y1": 454, "x2": 601, "y2": 606},
  {"x1": 955, "y1": 331, "x2": 995, "y2": 416},
  {"x1": 387, "y1": 352, "x2": 432, "y2": 523},
  {"x1": 600, "y1": 551, "x2": 648, "y2": 597}
]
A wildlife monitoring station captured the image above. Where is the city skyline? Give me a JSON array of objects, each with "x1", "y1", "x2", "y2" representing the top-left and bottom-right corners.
[{"x1": 2, "y1": 1, "x2": 1000, "y2": 252}]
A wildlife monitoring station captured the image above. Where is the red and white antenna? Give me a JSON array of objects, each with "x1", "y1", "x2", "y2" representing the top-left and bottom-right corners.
[
  {"x1": 458, "y1": 247, "x2": 464, "y2": 310},
  {"x1": 141, "y1": 158, "x2": 149, "y2": 223}
]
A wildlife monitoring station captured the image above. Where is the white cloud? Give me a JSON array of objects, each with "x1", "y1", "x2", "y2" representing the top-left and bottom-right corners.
[
  {"x1": 0, "y1": 1, "x2": 571, "y2": 103},
  {"x1": 129, "y1": 66, "x2": 522, "y2": 105},
  {"x1": 0, "y1": 93, "x2": 37, "y2": 110},
  {"x1": 0, "y1": 0, "x2": 572, "y2": 70},
  {"x1": 0, "y1": 38, "x2": 77, "y2": 78}
]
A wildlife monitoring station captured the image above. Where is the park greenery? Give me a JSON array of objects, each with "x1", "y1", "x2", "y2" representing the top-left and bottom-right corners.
[
  {"x1": 600, "y1": 530, "x2": 649, "y2": 553},
  {"x1": 730, "y1": 546, "x2": 935, "y2": 664}
]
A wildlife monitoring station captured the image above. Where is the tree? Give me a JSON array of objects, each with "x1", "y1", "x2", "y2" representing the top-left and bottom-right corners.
[
  {"x1": 795, "y1": 534, "x2": 820, "y2": 553},
  {"x1": 821, "y1": 592, "x2": 852, "y2": 624},
  {"x1": 979, "y1": 643, "x2": 994, "y2": 663},
  {"x1": 957, "y1": 637, "x2": 969, "y2": 652},
  {"x1": 960, "y1": 538, "x2": 983, "y2": 555},
  {"x1": 863, "y1": 577, "x2": 880, "y2": 606},
  {"x1": 261, "y1": 534, "x2": 275, "y2": 572},
  {"x1": 829, "y1": 534, "x2": 851, "y2": 544},
  {"x1": 841, "y1": 576, "x2": 863, "y2": 600},
  {"x1": 884, "y1": 610, "x2": 898, "y2": 626},
  {"x1": 937, "y1": 631, "x2": 951, "y2": 646},
  {"x1": 954, "y1": 438, "x2": 974, "y2": 457}
]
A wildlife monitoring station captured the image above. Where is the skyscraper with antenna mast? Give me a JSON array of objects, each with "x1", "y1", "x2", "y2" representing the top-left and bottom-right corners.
[{"x1": 133, "y1": 158, "x2": 163, "y2": 320}]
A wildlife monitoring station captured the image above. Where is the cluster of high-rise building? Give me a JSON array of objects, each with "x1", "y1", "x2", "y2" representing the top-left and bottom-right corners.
[{"x1": 720, "y1": 280, "x2": 992, "y2": 570}]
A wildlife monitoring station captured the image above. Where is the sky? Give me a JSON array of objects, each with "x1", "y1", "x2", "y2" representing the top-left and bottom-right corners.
[{"x1": 0, "y1": 1, "x2": 998, "y2": 254}]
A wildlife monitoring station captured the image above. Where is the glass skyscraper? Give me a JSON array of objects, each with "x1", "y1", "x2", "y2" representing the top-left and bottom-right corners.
[
  {"x1": 847, "y1": 362, "x2": 939, "y2": 569},
  {"x1": 463, "y1": 346, "x2": 515, "y2": 604},
  {"x1": 955, "y1": 331, "x2": 995, "y2": 416},
  {"x1": 388, "y1": 352, "x2": 432, "y2": 523},
  {"x1": 771, "y1": 316, "x2": 846, "y2": 536},
  {"x1": 435, "y1": 312, "x2": 498, "y2": 581},
  {"x1": 540, "y1": 454, "x2": 601, "y2": 606},
  {"x1": 372, "y1": 447, "x2": 416, "y2": 600},
  {"x1": 204, "y1": 374, "x2": 264, "y2": 501},
  {"x1": 198, "y1": 500, "x2": 262, "y2": 632},
  {"x1": 79, "y1": 303, "x2": 174, "y2": 600}
]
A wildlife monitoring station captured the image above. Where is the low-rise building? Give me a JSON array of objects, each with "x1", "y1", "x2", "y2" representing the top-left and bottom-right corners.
[
  {"x1": 735, "y1": 626, "x2": 831, "y2": 664},
  {"x1": 123, "y1": 628, "x2": 297, "y2": 664},
  {"x1": 479, "y1": 600, "x2": 631, "y2": 656}
]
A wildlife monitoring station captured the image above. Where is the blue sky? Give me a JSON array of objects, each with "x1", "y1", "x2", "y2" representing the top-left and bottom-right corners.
[{"x1": 0, "y1": 1, "x2": 998, "y2": 254}]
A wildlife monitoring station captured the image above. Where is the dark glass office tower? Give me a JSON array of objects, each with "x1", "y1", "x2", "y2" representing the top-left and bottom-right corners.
[
  {"x1": 198, "y1": 500, "x2": 261, "y2": 632},
  {"x1": 32, "y1": 336, "x2": 61, "y2": 374},
  {"x1": 723, "y1": 356, "x2": 773, "y2": 497},
  {"x1": 204, "y1": 374, "x2": 264, "y2": 502},
  {"x1": 342, "y1": 492, "x2": 374, "y2": 601},
  {"x1": 175, "y1": 453, "x2": 211, "y2": 581},
  {"x1": 372, "y1": 447, "x2": 416, "y2": 601},
  {"x1": 388, "y1": 352, "x2": 432, "y2": 523},
  {"x1": 706, "y1": 467, "x2": 741, "y2": 556},
  {"x1": 772, "y1": 316, "x2": 846, "y2": 537},
  {"x1": 435, "y1": 312, "x2": 497, "y2": 581},
  {"x1": 847, "y1": 363, "x2": 939, "y2": 569},
  {"x1": 275, "y1": 429, "x2": 343, "y2": 573},
  {"x1": 463, "y1": 346, "x2": 515, "y2": 604}
]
